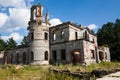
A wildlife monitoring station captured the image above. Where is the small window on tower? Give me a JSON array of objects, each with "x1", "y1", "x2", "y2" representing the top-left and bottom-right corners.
[
  {"x1": 45, "y1": 32, "x2": 48, "y2": 40},
  {"x1": 45, "y1": 51, "x2": 48, "y2": 60},
  {"x1": 31, "y1": 32, "x2": 34, "y2": 40}
]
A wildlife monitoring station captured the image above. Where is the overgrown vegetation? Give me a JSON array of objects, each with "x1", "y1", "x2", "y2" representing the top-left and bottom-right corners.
[
  {"x1": 53, "y1": 62, "x2": 120, "y2": 72},
  {"x1": 97, "y1": 19, "x2": 120, "y2": 61},
  {"x1": 0, "y1": 62, "x2": 119, "y2": 80}
]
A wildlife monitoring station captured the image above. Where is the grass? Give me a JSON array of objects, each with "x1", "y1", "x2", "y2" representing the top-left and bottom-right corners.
[
  {"x1": 0, "y1": 62, "x2": 119, "y2": 80},
  {"x1": 53, "y1": 62, "x2": 120, "y2": 72}
]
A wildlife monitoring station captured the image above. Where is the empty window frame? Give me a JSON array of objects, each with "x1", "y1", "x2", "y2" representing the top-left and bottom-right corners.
[
  {"x1": 16, "y1": 53, "x2": 19, "y2": 64},
  {"x1": 52, "y1": 50, "x2": 57, "y2": 60},
  {"x1": 75, "y1": 32, "x2": 78, "y2": 40},
  {"x1": 45, "y1": 51, "x2": 48, "y2": 60},
  {"x1": 31, "y1": 32, "x2": 34, "y2": 40},
  {"x1": 45, "y1": 32, "x2": 48, "y2": 40},
  {"x1": 61, "y1": 30, "x2": 65, "y2": 39},
  {"x1": 22, "y1": 52, "x2": 26, "y2": 64},
  {"x1": 91, "y1": 50, "x2": 95, "y2": 59},
  {"x1": 53, "y1": 33, "x2": 56, "y2": 41},
  {"x1": 61, "y1": 49, "x2": 66, "y2": 60},
  {"x1": 31, "y1": 51, "x2": 34, "y2": 61}
]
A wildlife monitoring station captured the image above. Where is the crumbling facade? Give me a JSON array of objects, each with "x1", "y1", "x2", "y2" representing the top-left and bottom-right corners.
[{"x1": 0, "y1": 4, "x2": 110, "y2": 65}]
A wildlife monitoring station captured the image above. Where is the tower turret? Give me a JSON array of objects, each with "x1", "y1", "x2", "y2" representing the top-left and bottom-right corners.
[{"x1": 28, "y1": 4, "x2": 50, "y2": 64}]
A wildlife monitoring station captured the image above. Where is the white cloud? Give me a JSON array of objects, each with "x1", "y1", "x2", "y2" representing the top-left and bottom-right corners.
[
  {"x1": 49, "y1": 18, "x2": 62, "y2": 26},
  {"x1": 0, "y1": 0, "x2": 32, "y2": 44},
  {"x1": 0, "y1": 13, "x2": 8, "y2": 28},
  {"x1": 87, "y1": 24, "x2": 98, "y2": 30},
  {"x1": 0, "y1": 8, "x2": 30, "y2": 32},
  {"x1": 1, "y1": 32, "x2": 23, "y2": 42},
  {"x1": 0, "y1": 0, "x2": 26, "y2": 8}
]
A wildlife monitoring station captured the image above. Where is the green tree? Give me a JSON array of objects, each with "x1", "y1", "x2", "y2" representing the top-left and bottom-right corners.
[
  {"x1": 21, "y1": 36, "x2": 28, "y2": 47},
  {"x1": 97, "y1": 19, "x2": 120, "y2": 61},
  {"x1": 0, "y1": 38, "x2": 7, "y2": 51},
  {"x1": 6, "y1": 37, "x2": 17, "y2": 50}
]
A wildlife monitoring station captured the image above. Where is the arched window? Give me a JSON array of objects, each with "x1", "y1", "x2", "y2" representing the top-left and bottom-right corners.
[
  {"x1": 31, "y1": 52, "x2": 34, "y2": 61},
  {"x1": 31, "y1": 32, "x2": 34, "y2": 40},
  {"x1": 61, "y1": 30, "x2": 65, "y2": 39},
  {"x1": 45, "y1": 32, "x2": 48, "y2": 40},
  {"x1": 16, "y1": 53, "x2": 19, "y2": 64},
  {"x1": 4, "y1": 54, "x2": 7, "y2": 64},
  {"x1": 22, "y1": 52, "x2": 26, "y2": 64},
  {"x1": 10, "y1": 54, "x2": 13, "y2": 64},
  {"x1": 53, "y1": 33, "x2": 56, "y2": 41},
  {"x1": 45, "y1": 51, "x2": 48, "y2": 60},
  {"x1": 85, "y1": 31, "x2": 87, "y2": 39}
]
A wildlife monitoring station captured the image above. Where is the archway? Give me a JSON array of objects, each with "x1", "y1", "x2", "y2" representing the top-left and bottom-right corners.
[
  {"x1": 45, "y1": 51, "x2": 48, "y2": 60},
  {"x1": 22, "y1": 52, "x2": 26, "y2": 64},
  {"x1": 71, "y1": 50, "x2": 81, "y2": 64},
  {"x1": 31, "y1": 51, "x2": 34, "y2": 61}
]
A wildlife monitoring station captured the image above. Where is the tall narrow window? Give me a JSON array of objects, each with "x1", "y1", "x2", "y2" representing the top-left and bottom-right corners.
[
  {"x1": 10, "y1": 54, "x2": 13, "y2": 64},
  {"x1": 61, "y1": 49, "x2": 66, "y2": 60},
  {"x1": 45, "y1": 51, "x2": 48, "y2": 60},
  {"x1": 61, "y1": 30, "x2": 65, "y2": 39},
  {"x1": 31, "y1": 32, "x2": 34, "y2": 40},
  {"x1": 52, "y1": 50, "x2": 57, "y2": 60},
  {"x1": 85, "y1": 31, "x2": 87, "y2": 39},
  {"x1": 31, "y1": 52, "x2": 34, "y2": 61},
  {"x1": 105, "y1": 52, "x2": 107, "y2": 59},
  {"x1": 93, "y1": 38, "x2": 95, "y2": 43},
  {"x1": 53, "y1": 33, "x2": 56, "y2": 41},
  {"x1": 22, "y1": 52, "x2": 26, "y2": 64},
  {"x1": 75, "y1": 32, "x2": 78, "y2": 40},
  {"x1": 45, "y1": 32, "x2": 48, "y2": 40},
  {"x1": 16, "y1": 53, "x2": 19, "y2": 64},
  {"x1": 91, "y1": 50, "x2": 95, "y2": 59},
  {"x1": 4, "y1": 54, "x2": 7, "y2": 64}
]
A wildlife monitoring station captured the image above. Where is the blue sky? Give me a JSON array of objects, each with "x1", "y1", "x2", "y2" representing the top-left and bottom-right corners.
[{"x1": 0, "y1": 0, "x2": 120, "y2": 44}]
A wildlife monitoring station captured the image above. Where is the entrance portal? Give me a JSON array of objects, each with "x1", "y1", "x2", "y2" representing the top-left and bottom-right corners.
[{"x1": 71, "y1": 50, "x2": 81, "y2": 64}]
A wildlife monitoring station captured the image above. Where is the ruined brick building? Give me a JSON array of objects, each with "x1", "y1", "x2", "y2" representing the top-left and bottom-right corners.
[{"x1": 0, "y1": 4, "x2": 110, "y2": 65}]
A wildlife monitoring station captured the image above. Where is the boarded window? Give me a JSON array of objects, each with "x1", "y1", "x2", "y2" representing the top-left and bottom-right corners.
[
  {"x1": 45, "y1": 32, "x2": 48, "y2": 40},
  {"x1": 75, "y1": 32, "x2": 78, "y2": 40},
  {"x1": 45, "y1": 51, "x2": 48, "y2": 60},
  {"x1": 52, "y1": 50, "x2": 57, "y2": 60},
  {"x1": 91, "y1": 50, "x2": 95, "y2": 59},
  {"x1": 61, "y1": 49, "x2": 66, "y2": 60},
  {"x1": 31, "y1": 52, "x2": 34, "y2": 61}
]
